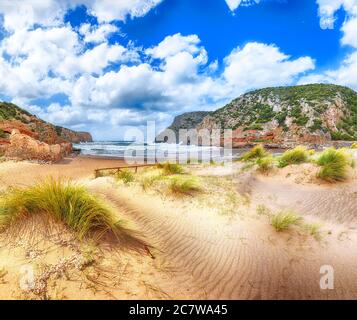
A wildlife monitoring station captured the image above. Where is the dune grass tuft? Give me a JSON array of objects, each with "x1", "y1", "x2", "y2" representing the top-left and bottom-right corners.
[
  {"x1": 116, "y1": 169, "x2": 135, "y2": 184},
  {"x1": 140, "y1": 171, "x2": 163, "y2": 191},
  {"x1": 256, "y1": 204, "x2": 271, "y2": 216},
  {"x1": 157, "y1": 162, "x2": 184, "y2": 175},
  {"x1": 241, "y1": 144, "x2": 268, "y2": 162},
  {"x1": 304, "y1": 223, "x2": 322, "y2": 241},
  {"x1": 316, "y1": 148, "x2": 351, "y2": 182},
  {"x1": 271, "y1": 210, "x2": 302, "y2": 232},
  {"x1": 0, "y1": 179, "x2": 126, "y2": 240},
  {"x1": 256, "y1": 156, "x2": 274, "y2": 174},
  {"x1": 278, "y1": 146, "x2": 309, "y2": 168},
  {"x1": 169, "y1": 176, "x2": 201, "y2": 196}
]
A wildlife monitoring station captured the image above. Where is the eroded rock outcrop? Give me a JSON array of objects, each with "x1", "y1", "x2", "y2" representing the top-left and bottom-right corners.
[
  {"x1": 5, "y1": 130, "x2": 72, "y2": 162},
  {"x1": 0, "y1": 101, "x2": 92, "y2": 161}
]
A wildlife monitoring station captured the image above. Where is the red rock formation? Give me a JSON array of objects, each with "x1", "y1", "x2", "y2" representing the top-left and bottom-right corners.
[
  {"x1": 5, "y1": 129, "x2": 72, "y2": 162},
  {"x1": 0, "y1": 120, "x2": 39, "y2": 139}
]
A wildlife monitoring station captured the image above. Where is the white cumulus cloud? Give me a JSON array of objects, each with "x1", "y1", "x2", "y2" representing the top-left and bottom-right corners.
[
  {"x1": 0, "y1": 0, "x2": 163, "y2": 31},
  {"x1": 316, "y1": 0, "x2": 357, "y2": 29},
  {"x1": 223, "y1": 42, "x2": 315, "y2": 94}
]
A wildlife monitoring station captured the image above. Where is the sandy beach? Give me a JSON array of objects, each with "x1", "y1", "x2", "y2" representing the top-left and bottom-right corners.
[{"x1": 0, "y1": 153, "x2": 356, "y2": 299}]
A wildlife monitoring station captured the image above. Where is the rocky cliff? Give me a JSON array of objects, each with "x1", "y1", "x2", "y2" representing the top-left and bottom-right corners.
[
  {"x1": 0, "y1": 102, "x2": 92, "y2": 161},
  {"x1": 156, "y1": 111, "x2": 211, "y2": 143},
  {"x1": 158, "y1": 84, "x2": 357, "y2": 147}
]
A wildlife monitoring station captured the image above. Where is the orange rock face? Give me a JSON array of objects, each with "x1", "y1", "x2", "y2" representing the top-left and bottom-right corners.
[
  {"x1": 5, "y1": 130, "x2": 72, "y2": 162},
  {"x1": 0, "y1": 120, "x2": 39, "y2": 139}
]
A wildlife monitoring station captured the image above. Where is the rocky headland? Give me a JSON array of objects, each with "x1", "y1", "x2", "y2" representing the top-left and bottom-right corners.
[
  {"x1": 157, "y1": 84, "x2": 357, "y2": 148},
  {"x1": 0, "y1": 102, "x2": 92, "y2": 162}
]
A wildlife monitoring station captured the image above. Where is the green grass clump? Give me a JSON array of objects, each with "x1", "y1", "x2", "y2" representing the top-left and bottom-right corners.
[
  {"x1": 278, "y1": 146, "x2": 309, "y2": 168},
  {"x1": 169, "y1": 176, "x2": 201, "y2": 196},
  {"x1": 351, "y1": 143, "x2": 357, "y2": 149},
  {"x1": 140, "y1": 171, "x2": 163, "y2": 191},
  {"x1": 304, "y1": 223, "x2": 322, "y2": 241},
  {"x1": 256, "y1": 156, "x2": 274, "y2": 174},
  {"x1": 157, "y1": 162, "x2": 184, "y2": 175},
  {"x1": 0, "y1": 179, "x2": 125, "y2": 240},
  {"x1": 316, "y1": 148, "x2": 351, "y2": 182},
  {"x1": 271, "y1": 210, "x2": 302, "y2": 232},
  {"x1": 241, "y1": 144, "x2": 267, "y2": 161},
  {"x1": 116, "y1": 169, "x2": 135, "y2": 184}
]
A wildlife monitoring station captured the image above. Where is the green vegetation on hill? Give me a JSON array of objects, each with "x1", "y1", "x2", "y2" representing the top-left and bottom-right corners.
[
  {"x1": 212, "y1": 84, "x2": 357, "y2": 140},
  {"x1": 0, "y1": 102, "x2": 32, "y2": 122}
]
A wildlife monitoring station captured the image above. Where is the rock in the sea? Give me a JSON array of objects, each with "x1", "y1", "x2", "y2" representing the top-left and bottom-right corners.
[{"x1": 5, "y1": 129, "x2": 72, "y2": 162}]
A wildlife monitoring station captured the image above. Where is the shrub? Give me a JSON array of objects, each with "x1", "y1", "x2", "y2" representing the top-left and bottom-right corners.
[
  {"x1": 116, "y1": 169, "x2": 134, "y2": 184},
  {"x1": 351, "y1": 143, "x2": 357, "y2": 149},
  {"x1": 169, "y1": 176, "x2": 201, "y2": 196},
  {"x1": 278, "y1": 146, "x2": 309, "y2": 168},
  {"x1": 241, "y1": 144, "x2": 268, "y2": 162},
  {"x1": 316, "y1": 148, "x2": 351, "y2": 182},
  {"x1": 157, "y1": 162, "x2": 184, "y2": 175},
  {"x1": 256, "y1": 156, "x2": 274, "y2": 174},
  {"x1": 0, "y1": 179, "x2": 125, "y2": 240},
  {"x1": 271, "y1": 210, "x2": 302, "y2": 232}
]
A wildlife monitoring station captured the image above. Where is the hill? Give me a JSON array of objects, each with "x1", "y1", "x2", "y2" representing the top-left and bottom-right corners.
[{"x1": 157, "y1": 84, "x2": 357, "y2": 147}]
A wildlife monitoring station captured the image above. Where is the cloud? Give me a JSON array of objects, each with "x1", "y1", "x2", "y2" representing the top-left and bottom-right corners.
[
  {"x1": 316, "y1": 0, "x2": 357, "y2": 29},
  {"x1": 225, "y1": 0, "x2": 261, "y2": 12},
  {"x1": 0, "y1": 30, "x2": 316, "y2": 135},
  {"x1": 341, "y1": 16, "x2": 357, "y2": 47},
  {"x1": 299, "y1": 51, "x2": 357, "y2": 89},
  {"x1": 0, "y1": 1, "x2": 318, "y2": 139},
  {"x1": 223, "y1": 42, "x2": 315, "y2": 94},
  {"x1": 79, "y1": 23, "x2": 120, "y2": 44},
  {"x1": 0, "y1": 0, "x2": 163, "y2": 31},
  {"x1": 0, "y1": 25, "x2": 136, "y2": 100},
  {"x1": 298, "y1": 1, "x2": 357, "y2": 90},
  {"x1": 83, "y1": 0, "x2": 163, "y2": 23},
  {"x1": 145, "y1": 33, "x2": 202, "y2": 59}
]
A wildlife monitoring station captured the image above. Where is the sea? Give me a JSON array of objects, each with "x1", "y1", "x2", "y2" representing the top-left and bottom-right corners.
[{"x1": 73, "y1": 141, "x2": 237, "y2": 163}]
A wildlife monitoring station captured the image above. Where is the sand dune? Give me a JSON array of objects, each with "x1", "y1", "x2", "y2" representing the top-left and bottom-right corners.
[
  {"x1": 92, "y1": 178, "x2": 357, "y2": 300},
  {"x1": 1, "y1": 156, "x2": 357, "y2": 299}
]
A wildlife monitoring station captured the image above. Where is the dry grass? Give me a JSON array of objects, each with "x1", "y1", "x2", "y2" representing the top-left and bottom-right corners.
[
  {"x1": 168, "y1": 176, "x2": 202, "y2": 196},
  {"x1": 0, "y1": 178, "x2": 130, "y2": 241},
  {"x1": 241, "y1": 144, "x2": 268, "y2": 162},
  {"x1": 116, "y1": 169, "x2": 135, "y2": 184},
  {"x1": 256, "y1": 156, "x2": 274, "y2": 174},
  {"x1": 278, "y1": 146, "x2": 309, "y2": 168},
  {"x1": 157, "y1": 162, "x2": 184, "y2": 175},
  {"x1": 271, "y1": 210, "x2": 302, "y2": 232},
  {"x1": 304, "y1": 223, "x2": 322, "y2": 241},
  {"x1": 316, "y1": 148, "x2": 352, "y2": 182}
]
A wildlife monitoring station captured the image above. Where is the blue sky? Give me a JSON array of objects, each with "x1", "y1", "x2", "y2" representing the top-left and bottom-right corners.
[{"x1": 0, "y1": 0, "x2": 357, "y2": 140}]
